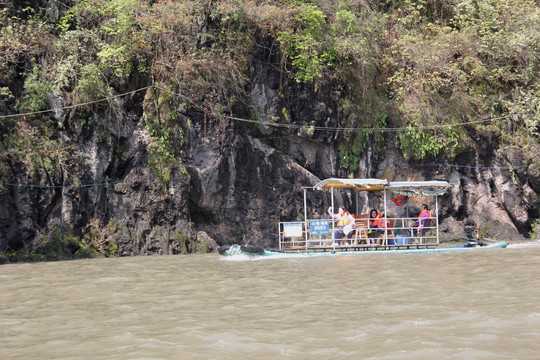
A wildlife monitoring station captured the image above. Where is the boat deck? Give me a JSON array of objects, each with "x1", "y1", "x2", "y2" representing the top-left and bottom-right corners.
[
  {"x1": 279, "y1": 214, "x2": 440, "y2": 253},
  {"x1": 283, "y1": 243, "x2": 439, "y2": 253}
]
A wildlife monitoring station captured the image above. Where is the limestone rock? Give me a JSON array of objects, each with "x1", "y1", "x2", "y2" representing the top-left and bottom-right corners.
[{"x1": 196, "y1": 231, "x2": 219, "y2": 253}]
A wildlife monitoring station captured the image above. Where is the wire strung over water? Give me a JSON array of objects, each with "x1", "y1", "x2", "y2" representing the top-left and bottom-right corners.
[
  {"x1": 1, "y1": 84, "x2": 511, "y2": 132},
  {"x1": 1, "y1": 84, "x2": 536, "y2": 189}
]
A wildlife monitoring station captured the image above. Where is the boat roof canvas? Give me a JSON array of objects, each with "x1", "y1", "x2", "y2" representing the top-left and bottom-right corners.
[
  {"x1": 387, "y1": 180, "x2": 450, "y2": 188},
  {"x1": 387, "y1": 180, "x2": 451, "y2": 196},
  {"x1": 313, "y1": 178, "x2": 451, "y2": 196},
  {"x1": 313, "y1": 178, "x2": 388, "y2": 191}
]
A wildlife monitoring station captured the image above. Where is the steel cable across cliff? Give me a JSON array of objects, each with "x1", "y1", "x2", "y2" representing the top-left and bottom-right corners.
[{"x1": 1, "y1": 84, "x2": 536, "y2": 189}]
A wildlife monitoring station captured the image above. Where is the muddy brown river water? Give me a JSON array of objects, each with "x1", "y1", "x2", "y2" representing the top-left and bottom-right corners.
[{"x1": 2, "y1": 241, "x2": 540, "y2": 359}]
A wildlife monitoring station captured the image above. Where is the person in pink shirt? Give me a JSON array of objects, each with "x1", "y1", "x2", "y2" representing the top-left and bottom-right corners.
[{"x1": 414, "y1": 204, "x2": 432, "y2": 236}]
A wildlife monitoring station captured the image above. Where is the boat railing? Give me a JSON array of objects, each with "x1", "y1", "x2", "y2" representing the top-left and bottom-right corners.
[{"x1": 278, "y1": 215, "x2": 439, "y2": 251}]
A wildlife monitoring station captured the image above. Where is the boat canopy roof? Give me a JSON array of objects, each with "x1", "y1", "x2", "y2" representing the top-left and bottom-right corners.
[
  {"x1": 313, "y1": 178, "x2": 451, "y2": 196},
  {"x1": 313, "y1": 178, "x2": 388, "y2": 191},
  {"x1": 388, "y1": 181, "x2": 451, "y2": 196}
]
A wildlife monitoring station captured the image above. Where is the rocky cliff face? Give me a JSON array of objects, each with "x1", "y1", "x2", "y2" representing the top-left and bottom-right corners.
[{"x1": 1, "y1": 48, "x2": 538, "y2": 259}]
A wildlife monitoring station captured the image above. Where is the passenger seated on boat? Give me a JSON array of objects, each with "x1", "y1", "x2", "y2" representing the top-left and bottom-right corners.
[
  {"x1": 368, "y1": 210, "x2": 392, "y2": 244},
  {"x1": 328, "y1": 206, "x2": 355, "y2": 245},
  {"x1": 342, "y1": 218, "x2": 356, "y2": 245},
  {"x1": 414, "y1": 204, "x2": 432, "y2": 236},
  {"x1": 378, "y1": 214, "x2": 391, "y2": 230},
  {"x1": 368, "y1": 209, "x2": 381, "y2": 230},
  {"x1": 368, "y1": 209, "x2": 385, "y2": 240},
  {"x1": 368, "y1": 209, "x2": 382, "y2": 229}
]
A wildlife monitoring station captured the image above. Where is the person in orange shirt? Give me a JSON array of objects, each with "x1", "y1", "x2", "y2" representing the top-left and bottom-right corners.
[
  {"x1": 368, "y1": 209, "x2": 381, "y2": 229},
  {"x1": 369, "y1": 209, "x2": 391, "y2": 244}
]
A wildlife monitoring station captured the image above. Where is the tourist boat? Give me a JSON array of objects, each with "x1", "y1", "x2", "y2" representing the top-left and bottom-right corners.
[{"x1": 218, "y1": 178, "x2": 507, "y2": 257}]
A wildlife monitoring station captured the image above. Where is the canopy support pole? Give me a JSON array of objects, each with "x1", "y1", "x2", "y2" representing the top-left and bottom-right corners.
[
  {"x1": 383, "y1": 188, "x2": 388, "y2": 246},
  {"x1": 331, "y1": 186, "x2": 335, "y2": 242},
  {"x1": 435, "y1": 195, "x2": 440, "y2": 245},
  {"x1": 304, "y1": 188, "x2": 308, "y2": 250},
  {"x1": 355, "y1": 189, "x2": 359, "y2": 216}
]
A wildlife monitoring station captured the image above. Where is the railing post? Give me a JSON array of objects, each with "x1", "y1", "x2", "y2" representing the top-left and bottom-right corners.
[{"x1": 278, "y1": 222, "x2": 282, "y2": 250}]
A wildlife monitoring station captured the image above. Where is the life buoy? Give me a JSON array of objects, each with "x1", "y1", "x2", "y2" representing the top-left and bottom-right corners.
[{"x1": 391, "y1": 195, "x2": 409, "y2": 206}]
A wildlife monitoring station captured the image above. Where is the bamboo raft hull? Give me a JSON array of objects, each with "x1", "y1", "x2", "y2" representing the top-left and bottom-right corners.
[{"x1": 219, "y1": 241, "x2": 508, "y2": 257}]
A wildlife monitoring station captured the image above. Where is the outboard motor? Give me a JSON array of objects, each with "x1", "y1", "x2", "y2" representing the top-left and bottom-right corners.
[
  {"x1": 464, "y1": 225, "x2": 479, "y2": 241},
  {"x1": 217, "y1": 244, "x2": 231, "y2": 255},
  {"x1": 464, "y1": 225, "x2": 485, "y2": 247}
]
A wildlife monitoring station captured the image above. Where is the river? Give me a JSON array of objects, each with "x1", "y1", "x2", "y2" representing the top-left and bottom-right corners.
[{"x1": 1, "y1": 241, "x2": 540, "y2": 359}]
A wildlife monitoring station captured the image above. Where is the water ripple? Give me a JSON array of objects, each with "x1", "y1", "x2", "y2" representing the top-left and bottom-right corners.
[{"x1": 1, "y1": 248, "x2": 540, "y2": 359}]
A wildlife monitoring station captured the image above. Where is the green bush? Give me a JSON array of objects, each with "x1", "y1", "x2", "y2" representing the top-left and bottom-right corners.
[
  {"x1": 17, "y1": 65, "x2": 54, "y2": 113},
  {"x1": 278, "y1": 3, "x2": 335, "y2": 83},
  {"x1": 530, "y1": 219, "x2": 540, "y2": 240}
]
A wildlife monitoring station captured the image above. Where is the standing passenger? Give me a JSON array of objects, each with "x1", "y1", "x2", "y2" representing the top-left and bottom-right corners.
[
  {"x1": 415, "y1": 204, "x2": 432, "y2": 236},
  {"x1": 328, "y1": 206, "x2": 355, "y2": 245}
]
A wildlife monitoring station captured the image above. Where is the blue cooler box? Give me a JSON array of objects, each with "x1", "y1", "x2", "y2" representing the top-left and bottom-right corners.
[{"x1": 394, "y1": 235, "x2": 408, "y2": 245}]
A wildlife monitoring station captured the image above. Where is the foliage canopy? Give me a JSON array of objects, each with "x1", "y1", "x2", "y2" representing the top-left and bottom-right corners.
[{"x1": 1, "y1": 0, "x2": 539, "y2": 175}]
